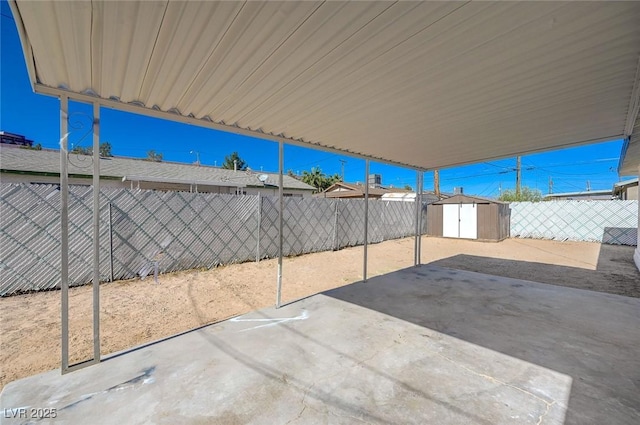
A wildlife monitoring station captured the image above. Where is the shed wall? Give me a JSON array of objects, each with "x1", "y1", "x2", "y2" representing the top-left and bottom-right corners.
[
  {"x1": 426, "y1": 204, "x2": 443, "y2": 237},
  {"x1": 427, "y1": 202, "x2": 509, "y2": 241}
]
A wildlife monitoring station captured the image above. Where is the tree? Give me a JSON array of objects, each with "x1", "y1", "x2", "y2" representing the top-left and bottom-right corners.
[
  {"x1": 99, "y1": 142, "x2": 113, "y2": 157},
  {"x1": 498, "y1": 186, "x2": 543, "y2": 202},
  {"x1": 71, "y1": 142, "x2": 112, "y2": 157},
  {"x1": 71, "y1": 145, "x2": 92, "y2": 155},
  {"x1": 222, "y1": 152, "x2": 248, "y2": 171},
  {"x1": 301, "y1": 167, "x2": 341, "y2": 193},
  {"x1": 403, "y1": 184, "x2": 412, "y2": 191},
  {"x1": 146, "y1": 150, "x2": 163, "y2": 162},
  {"x1": 21, "y1": 143, "x2": 42, "y2": 151}
]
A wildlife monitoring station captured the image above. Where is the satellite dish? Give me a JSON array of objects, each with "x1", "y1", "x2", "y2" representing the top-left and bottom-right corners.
[{"x1": 258, "y1": 174, "x2": 269, "y2": 182}]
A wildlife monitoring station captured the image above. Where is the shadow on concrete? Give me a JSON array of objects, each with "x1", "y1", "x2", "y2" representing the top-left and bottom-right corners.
[
  {"x1": 324, "y1": 265, "x2": 640, "y2": 425},
  {"x1": 428, "y1": 243, "x2": 640, "y2": 298}
]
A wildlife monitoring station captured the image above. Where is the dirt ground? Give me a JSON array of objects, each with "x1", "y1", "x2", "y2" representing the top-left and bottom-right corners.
[{"x1": 1, "y1": 236, "x2": 638, "y2": 390}]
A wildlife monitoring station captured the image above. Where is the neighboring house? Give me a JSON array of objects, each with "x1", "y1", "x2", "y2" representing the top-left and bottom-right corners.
[
  {"x1": 0, "y1": 131, "x2": 33, "y2": 147},
  {"x1": 0, "y1": 145, "x2": 315, "y2": 197},
  {"x1": 613, "y1": 178, "x2": 638, "y2": 200},
  {"x1": 315, "y1": 181, "x2": 412, "y2": 199},
  {"x1": 543, "y1": 190, "x2": 612, "y2": 201},
  {"x1": 380, "y1": 191, "x2": 445, "y2": 204}
]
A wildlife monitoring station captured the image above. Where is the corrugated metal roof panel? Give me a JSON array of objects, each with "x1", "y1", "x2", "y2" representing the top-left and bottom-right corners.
[{"x1": 9, "y1": 1, "x2": 640, "y2": 170}]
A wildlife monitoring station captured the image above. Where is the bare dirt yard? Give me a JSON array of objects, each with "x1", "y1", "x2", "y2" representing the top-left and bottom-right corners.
[{"x1": 1, "y1": 236, "x2": 638, "y2": 390}]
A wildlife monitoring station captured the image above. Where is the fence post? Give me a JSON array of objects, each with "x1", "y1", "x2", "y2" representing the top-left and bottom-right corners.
[
  {"x1": 333, "y1": 200, "x2": 339, "y2": 250},
  {"x1": 108, "y1": 201, "x2": 114, "y2": 282},
  {"x1": 256, "y1": 193, "x2": 261, "y2": 262}
]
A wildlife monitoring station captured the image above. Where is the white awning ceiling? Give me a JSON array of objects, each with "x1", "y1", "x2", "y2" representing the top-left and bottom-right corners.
[{"x1": 9, "y1": 1, "x2": 640, "y2": 170}]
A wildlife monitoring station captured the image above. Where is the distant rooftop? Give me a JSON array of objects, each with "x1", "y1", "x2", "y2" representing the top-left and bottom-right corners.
[
  {"x1": 0, "y1": 145, "x2": 314, "y2": 191},
  {"x1": 613, "y1": 177, "x2": 639, "y2": 188},
  {"x1": 544, "y1": 190, "x2": 612, "y2": 199}
]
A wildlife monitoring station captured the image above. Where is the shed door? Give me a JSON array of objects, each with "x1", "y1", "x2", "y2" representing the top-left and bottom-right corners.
[
  {"x1": 459, "y1": 203, "x2": 478, "y2": 239},
  {"x1": 442, "y1": 204, "x2": 459, "y2": 238}
]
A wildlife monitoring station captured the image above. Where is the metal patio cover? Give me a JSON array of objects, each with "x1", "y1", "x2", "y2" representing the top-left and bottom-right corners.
[{"x1": 10, "y1": 1, "x2": 640, "y2": 170}]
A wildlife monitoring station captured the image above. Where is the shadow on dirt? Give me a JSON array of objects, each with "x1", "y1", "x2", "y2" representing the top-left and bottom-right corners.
[{"x1": 428, "y1": 243, "x2": 639, "y2": 298}]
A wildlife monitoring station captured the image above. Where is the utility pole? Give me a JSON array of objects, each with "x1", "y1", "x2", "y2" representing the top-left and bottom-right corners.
[
  {"x1": 339, "y1": 159, "x2": 347, "y2": 181},
  {"x1": 516, "y1": 156, "x2": 521, "y2": 197},
  {"x1": 586, "y1": 180, "x2": 591, "y2": 191},
  {"x1": 190, "y1": 150, "x2": 200, "y2": 166},
  {"x1": 548, "y1": 176, "x2": 553, "y2": 194},
  {"x1": 433, "y1": 169, "x2": 440, "y2": 198}
]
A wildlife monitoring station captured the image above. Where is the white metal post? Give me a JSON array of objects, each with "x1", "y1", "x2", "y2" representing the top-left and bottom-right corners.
[
  {"x1": 363, "y1": 160, "x2": 369, "y2": 282},
  {"x1": 92, "y1": 102, "x2": 101, "y2": 362},
  {"x1": 60, "y1": 95, "x2": 69, "y2": 373},
  {"x1": 256, "y1": 192, "x2": 261, "y2": 262},
  {"x1": 108, "y1": 202, "x2": 113, "y2": 282},
  {"x1": 414, "y1": 171, "x2": 420, "y2": 266},
  {"x1": 417, "y1": 171, "x2": 423, "y2": 265},
  {"x1": 276, "y1": 141, "x2": 284, "y2": 308}
]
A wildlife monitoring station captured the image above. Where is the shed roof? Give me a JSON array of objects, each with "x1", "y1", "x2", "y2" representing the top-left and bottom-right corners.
[
  {"x1": 0, "y1": 145, "x2": 314, "y2": 191},
  {"x1": 318, "y1": 182, "x2": 410, "y2": 198},
  {"x1": 9, "y1": 1, "x2": 640, "y2": 171},
  {"x1": 433, "y1": 194, "x2": 506, "y2": 205}
]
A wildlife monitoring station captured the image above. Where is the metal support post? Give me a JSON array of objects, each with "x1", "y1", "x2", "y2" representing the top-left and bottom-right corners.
[
  {"x1": 363, "y1": 160, "x2": 369, "y2": 282},
  {"x1": 333, "y1": 201, "x2": 339, "y2": 251},
  {"x1": 61, "y1": 99, "x2": 101, "y2": 374},
  {"x1": 92, "y1": 102, "x2": 101, "y2": 362},
  {"x1": 60, "y1": 95, "x2": 70, "y2": 373},
  {"x1": 108, "y1": 202, "x2": 114, "y2": 282},
  {"x1": 414, "y1": 170, "x2": 420, "y2": 266},
  {"x1": 276, "y1": 142, "x2": 284, "y2": 308},
  {"x1": 256, "y1": 193, "x2": 261, "y2": 262},
  {"x1": 417, "y1": 171, "x2": 423, "y2": 266}
]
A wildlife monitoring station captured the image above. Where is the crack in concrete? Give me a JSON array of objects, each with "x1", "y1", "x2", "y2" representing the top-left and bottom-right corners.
[
  {"x1": 284, "y1": 339, "x2": 399, "y2": 424},
  {"x1": 536, "y1": 400, "x2": 556, "y2": 425},
  {"x1": 327, "y1": 408, "x2": 376, "y2": 424},
  {"x1": 434, "y1": 350, "x2": 557, "y2": 418}
]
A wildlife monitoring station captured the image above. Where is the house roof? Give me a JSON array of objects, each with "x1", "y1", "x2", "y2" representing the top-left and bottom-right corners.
[
  {"x1": 9, "y1": 2, "x2": 640, "y2": 171},
  {"x1": 380, "y1": 192, "x2": 443, "y2": 204},
  {"x1": 613, "y1": 177, "x2": 639, "y2": 189},
  {"x1": 317, "y1": 182, "x2": 410, "y2": 198},
  {"x1": 0, "y1": 145, "x2": 314, "y2": 191},
  {"x1": 544, "y1": 190, "x2": 612, "y2": 199}
]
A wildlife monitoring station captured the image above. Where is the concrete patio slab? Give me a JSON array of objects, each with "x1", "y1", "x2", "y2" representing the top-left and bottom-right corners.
[{"x1": 1, "y1": 266, "x2": 638, "y2": 424}]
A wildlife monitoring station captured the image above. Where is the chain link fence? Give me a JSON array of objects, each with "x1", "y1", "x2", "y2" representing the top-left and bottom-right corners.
[
  {"x1": 510, "y1": 200, "x2": 638, "y2": 245},
  {"x1": 4, "y1": 184, "x2": 636, "y2": 296},
  {"x1": 0, "y1": 184, "x2": 417, "y2": 296}
]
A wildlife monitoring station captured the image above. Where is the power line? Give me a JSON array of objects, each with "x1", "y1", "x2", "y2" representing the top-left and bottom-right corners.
[
  {"x1": 440, "y1": 170, "x2": 508, "y2": 181},
  {"x1": 482, "y1": 161, "x2": 512, "y2": 171}
]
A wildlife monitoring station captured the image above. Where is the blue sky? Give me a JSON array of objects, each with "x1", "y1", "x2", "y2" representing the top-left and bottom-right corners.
[{"x1": 0, "y1": 3, "x2": 629, "y2": 196}]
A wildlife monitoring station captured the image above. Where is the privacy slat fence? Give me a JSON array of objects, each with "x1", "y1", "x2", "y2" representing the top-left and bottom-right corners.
[
  {"x1": 510, "y1": 200, "x2": 638, "y2": 245},
  {"x1": 3, "y1": 184, "x2": 637, "y2": 297},
  {"x1": 0, "y1": 184, "x2": 416, "y2": 296}
]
